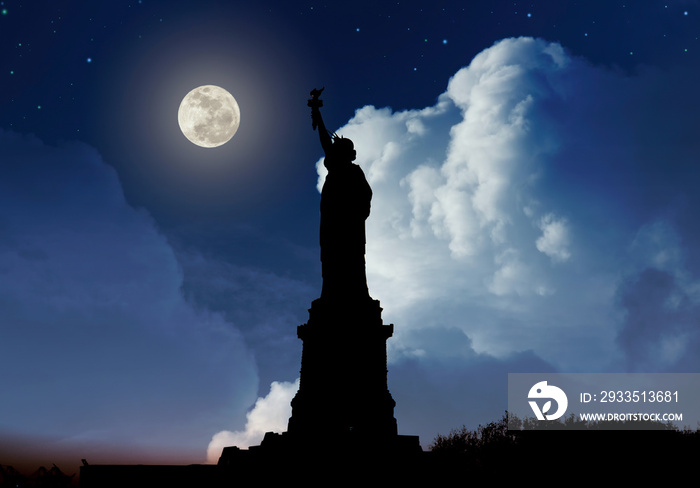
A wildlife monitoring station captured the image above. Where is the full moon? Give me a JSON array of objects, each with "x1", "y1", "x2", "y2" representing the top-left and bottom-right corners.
[{"x1": 178, "y1": 85, "x2": 240, "y2": 148}]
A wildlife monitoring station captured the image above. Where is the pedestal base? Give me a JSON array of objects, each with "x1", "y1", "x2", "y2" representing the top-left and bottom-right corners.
[
  {"x1": 287, "y1": 296, "x2": 398, "y2": 441},
  {"x1": 216, "y1": 431, "x2": 424, "y2": 484},
  {"x1": 212, "y1": 296, "x2": 423, "y2": 483}
]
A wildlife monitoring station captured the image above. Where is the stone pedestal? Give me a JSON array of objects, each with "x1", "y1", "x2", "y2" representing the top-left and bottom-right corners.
[{"x1": 287, "y1": 296, "x2": 398, "y2": 443}]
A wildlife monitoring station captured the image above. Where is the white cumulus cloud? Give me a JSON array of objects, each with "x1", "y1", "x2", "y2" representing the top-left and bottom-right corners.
[
  {"x1": 536, "y1": 213, "x2": 571, "y2": 262},
  {"x1": 313, "y1": 37, "x2": 658, "y2": 370},
  {"x1": 206, "y1": 379, "x2": 299, "y2": 463}
]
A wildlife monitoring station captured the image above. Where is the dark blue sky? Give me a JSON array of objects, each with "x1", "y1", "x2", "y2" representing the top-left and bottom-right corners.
[{"x1": 2, "y1": 0, "x2": 700, "y2": 475}]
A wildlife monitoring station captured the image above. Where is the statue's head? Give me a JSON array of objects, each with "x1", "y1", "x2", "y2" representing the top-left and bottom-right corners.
[
  {"x1": 324, "y1": 134, "x2": 356, "y2": 171},
  {"x1": 331, "y1": 135, "x2": 356, "y2": 162}
]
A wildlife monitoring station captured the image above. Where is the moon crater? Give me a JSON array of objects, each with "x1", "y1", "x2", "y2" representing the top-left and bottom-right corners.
[{"x1": 178, "y1": 85, "x2": 240, "y2": 148}]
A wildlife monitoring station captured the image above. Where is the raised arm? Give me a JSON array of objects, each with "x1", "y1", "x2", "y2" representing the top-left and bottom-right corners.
[
  {"x1": 308, "y1": 88, "x2": 333, "y2": 155},
  {"x1": 313, "y1": 108, "x2": 333, "y2": 154}
]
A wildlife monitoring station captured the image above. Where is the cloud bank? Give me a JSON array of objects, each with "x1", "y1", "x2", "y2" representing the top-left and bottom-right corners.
[{"x1": 0, "y1": 131, "x2": 258, "y2": 454}]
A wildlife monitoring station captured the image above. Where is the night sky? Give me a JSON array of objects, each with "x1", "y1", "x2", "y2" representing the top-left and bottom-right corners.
[{"x1": 3, "y1": 0, "x2": 700, "y2": 475}]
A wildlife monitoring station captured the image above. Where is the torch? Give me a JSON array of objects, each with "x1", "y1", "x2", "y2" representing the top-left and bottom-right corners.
[{"x1": 308, "y1": 87, "x2": 324, "y2": 131}]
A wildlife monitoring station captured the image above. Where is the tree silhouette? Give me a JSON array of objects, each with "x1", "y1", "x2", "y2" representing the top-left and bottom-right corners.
[
  {"x1": 430, "y1": 412, "x2": 516, "y2": 455},
  {"x1": 429, "y1": 411, "x2": 700, "y2": 482}
]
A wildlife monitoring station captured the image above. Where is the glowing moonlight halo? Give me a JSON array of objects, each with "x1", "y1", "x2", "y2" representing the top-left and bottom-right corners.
[{"x1": 178, "y1": 85, "x2": 240, "y2": 148}]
